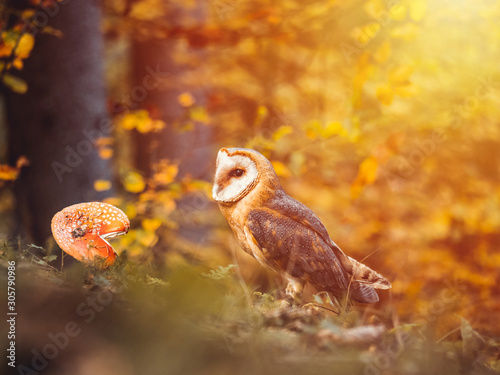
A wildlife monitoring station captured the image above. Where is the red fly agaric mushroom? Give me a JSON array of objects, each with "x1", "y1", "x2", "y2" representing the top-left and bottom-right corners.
[{"x1": 51, "y1": 202, "x2": 130, "y2": 266}]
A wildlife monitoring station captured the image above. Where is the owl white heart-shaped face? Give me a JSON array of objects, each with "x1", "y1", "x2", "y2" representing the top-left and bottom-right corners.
[{"x1": 212, "y1": 149, "x2": 259, "y2": 203}]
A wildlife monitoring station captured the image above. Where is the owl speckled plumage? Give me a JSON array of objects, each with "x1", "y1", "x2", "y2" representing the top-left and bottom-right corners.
[{"x1": 213, "y1": 147, "x2": 391, "y2": 304}]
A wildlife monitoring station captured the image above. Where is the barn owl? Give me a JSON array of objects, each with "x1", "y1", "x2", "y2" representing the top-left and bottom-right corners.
[{"x1": 212, "y1": 147, "x2": 391, "y2": 304}]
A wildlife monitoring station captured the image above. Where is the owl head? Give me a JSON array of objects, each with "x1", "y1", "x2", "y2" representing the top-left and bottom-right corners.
[{"x1": 212, "y1": 148, "x2": 280, "y2": 204}]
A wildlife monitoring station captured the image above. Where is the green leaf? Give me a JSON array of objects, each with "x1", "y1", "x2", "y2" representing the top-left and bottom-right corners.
[
  {"x1": 27, "y1": 244, "x2": 45, "y2": 250},
  {"x1": 31, "y1": 258, "x2": 48, "y2": 266},
  {"x1": 43, "y1": 255, "x2": 58, "y2": 262}
]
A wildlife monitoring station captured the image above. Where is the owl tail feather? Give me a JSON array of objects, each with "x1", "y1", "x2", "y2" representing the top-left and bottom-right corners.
[
  {"x1": 349, "y1": 283, "x2": 379, "y2": 304},
  {"x1": 347, "y1": 256, "x2": 392, "y2": 290}
]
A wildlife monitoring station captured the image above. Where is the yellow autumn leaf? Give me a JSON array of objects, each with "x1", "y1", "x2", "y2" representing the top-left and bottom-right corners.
[
  {"x1": 16, "y1": 156, "x2": 29, "y2": 169},
  {"x1": 152, "y1": 160, "x2": 178, "y2": 186},
  {"x1": 305, "y1": 120, "x2": 350, "y2": 140},
  {"x1": 129, "y1": 0, "x2": 165, "y2": 20},
  {"x1": 389, "y1": 65, "x2": 414, "y2": 85},
  {"x1": 0, "y1": 32, "x2": 35, "y2": 64},
  {"x1": 178, "y1": 92, "x2": 195, "y2": 107},
  {"x1": 360, "y1": 156, "x2": 378, "y2": 184},
  {"x1": 254, "y1": 105, "x2": 268, "y2": 125},
  {"x1": 352, "y1": 53, "x2": 373, "y2": 108},
  {"x1": 409, "y1": 0, "x2": 427, "y2": 22},
  {"x1": 374, "y1": 41, "x2": 391, "y2": 63},
  {"x1": 127, "y1": 243, "x2": 146, "y2": 257},
  {"x1": 0, "y1": 44, "x2": 10, "y2": 58},
  {"x1": 21, "y1": 9, "x2": 35, "y2": 18},
  {"x1": 118, "y1": 228, "x2": 136, "y2": 248},
  {"x1": 155, "y1": 191, "x2": 177, "y2": 213},
  {"x1": 189, "y1": 106, "x2": 209, "y2": 124},
  {"x1": 41, "y1": 26, "x2": 63, "y2": 38},
  {"x1": 120, "y1": 110, "x2": 165, "y2": 133},
  {"x1": 351, "y1": 156, "x2": 378, "y2": 199},
  {"x1": 137, "y1": 229, "x2": 159, "y2": 247},
  {"x1": 142, "y1": 218, "x2": 162, "y2": 232},
  {"x1": 271, "y1": 161, "x2": 291, "y2": 177},
  {"x1": 272, "y1": 125, "x2": 293, "y2": 141},
  {"x1": 0, "y1": 43, "x2": 12, "y2": 59},
  {"x1": 119, "y1": 111, "x2": 143, "y2": 130},
  {"x1": 123, "y1": 171, "x2": 146, "y2": 193},
  {"x1": 0, "y1": 165, "x2": 19, "y2": 181},
  {"x1": 390, "y1": 4, "x2": 406, "y2": 20},
  {"x1": 393, "y1": 84, "x2": 416, "y2": 98},
  {"x1": 304, "y1": 120, "x2": 322, "y2": 139},
  {"x1": 94, "y1": 180, "x2": 112, "y2": 192},
  {"x1": 124, "y1": 203, "x2": 138, "y2": 219},
  {"x1": 137, "y1": 119, "x2": 165, "y2": 133},
  {"x1": 0, "y1": 31, "x2": 16, "y2": 57},
  {"x1": 428, "y1": 211, "x2": 451, "y2": 238},
  {"x1": 186, "y1": 180, "x2": 213, "y2": 198},
  {"x1": 12, "y1": 58, "x2": 23, "y2": 70},
  {"x1": 323, "y1": 122, "x2": 346, "y2": 138},
  {"x1": 15, "y1": 33, "x2": 35, "y2": 59},
  {"x1": 2, "y1": 74, "x2": 27, "y2": 94},
  {"x1": 376, "y1": 84, "x2": 394, "y2": 105},
  {"x1": 98, "y1": 147, "x2": 113, "y2": 160}
]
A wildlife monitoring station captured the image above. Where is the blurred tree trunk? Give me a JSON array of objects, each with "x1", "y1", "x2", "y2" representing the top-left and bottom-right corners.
[
  {"x1": 130, "y1": 2, "x2": 212, "y2": 249},
  {"x1": 132, "y1": 39, "x2": 212, "y2": 180},
  {"x1": 4, "y1": 0, "x2": 112, "y2": 247},
  {"x1": 131, "y1": 30, "x2": 211, "y2": 179}
]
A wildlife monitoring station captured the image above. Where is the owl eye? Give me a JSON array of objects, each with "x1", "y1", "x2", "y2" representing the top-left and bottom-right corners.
[{"x1": 230, "y1": 168, "x2": 245, "y2": 177}]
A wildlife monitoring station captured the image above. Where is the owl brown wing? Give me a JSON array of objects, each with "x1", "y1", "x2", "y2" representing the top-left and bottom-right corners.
[
  {"x1": 247, "y1": 207, "x2": 349, "y2": 295},
  {"x1": 247, "y1": 192, "x2": 380, "y2": 303},
  {"x1": 267, "y1": 191, "x2": 390, "y2": 290},
  {"x1": 266, "y1": 190, "x2": 355, "y2": 270}
]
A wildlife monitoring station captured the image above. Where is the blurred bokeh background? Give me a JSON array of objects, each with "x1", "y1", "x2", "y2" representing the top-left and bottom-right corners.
[{"x1": 1, "y1": 0, "x2": 500, "y2": 373}]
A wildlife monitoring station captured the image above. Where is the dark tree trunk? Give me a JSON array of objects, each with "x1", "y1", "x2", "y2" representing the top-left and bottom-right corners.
[
  {"x1": 4, "y1": 0, "x2": 113, "y2": 245},
  {"x1": 131, "y1": 39, "x2": 212, "y2": 180},
  {"x1": 130, "y1": 1, "x2": 212, "y2": 181},
  {"x1": 130, "y1": 3, "x2": 212, "y2": 250}
]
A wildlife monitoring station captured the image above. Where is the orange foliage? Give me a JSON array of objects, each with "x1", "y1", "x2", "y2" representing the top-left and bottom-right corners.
[
  {"x1": 98, "y1": 0, "x2": 500, "y2": 336},
  {"x1": 2, "y1": 0, "x2": 500, "y2": 341}
]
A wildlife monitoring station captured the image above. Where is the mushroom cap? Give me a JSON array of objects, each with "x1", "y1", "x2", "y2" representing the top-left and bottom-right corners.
[{"x1": 51, "y1": 202, "x2": 130, "y2": 266}]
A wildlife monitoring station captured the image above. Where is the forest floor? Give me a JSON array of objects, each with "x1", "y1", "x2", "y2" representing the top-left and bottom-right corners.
[{"x1": 1, "y1": 247, "x2": 499, "y2": 375}]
